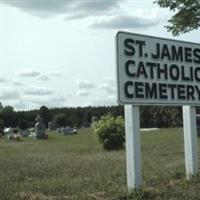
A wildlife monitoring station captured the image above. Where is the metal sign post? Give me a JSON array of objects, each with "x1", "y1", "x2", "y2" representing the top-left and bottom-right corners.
[{"x1": 183, "y1": 106, "x2": 198, "y2": 179}]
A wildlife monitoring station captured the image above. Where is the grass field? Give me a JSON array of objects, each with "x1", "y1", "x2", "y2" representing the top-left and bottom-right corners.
[{"x1": 0, "y1": 128, "x2": 200, "y2": 200}]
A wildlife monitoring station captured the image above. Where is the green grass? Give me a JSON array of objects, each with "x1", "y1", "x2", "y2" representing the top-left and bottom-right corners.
[{"x1": 0, "y1": 128, "x2": 200, "y2": 200}]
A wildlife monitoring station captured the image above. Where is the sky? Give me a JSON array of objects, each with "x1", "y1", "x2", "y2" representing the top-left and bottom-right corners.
[{"x1": 1, "y1": 0, "x2": 200, "y2": 111}]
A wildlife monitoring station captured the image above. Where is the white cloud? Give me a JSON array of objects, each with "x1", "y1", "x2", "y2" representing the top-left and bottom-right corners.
[
  {"x1": 2, "y1": 0, "x2": 164, "y2": 31},
  {"x1": 99, "y1": 78, "x2": 116, "y2": 94},
  {"x1": 76, "y1": 79, "x2": 94, "y2": 90},
  {"x1": 0, "y1": 77, "x2": 7, "y2": 83},
  {"x1": 76, "y1": 90, "x2": 90, "y2": 97},
  {"x1": 18, "y1": 69, "x2": 62, "y2": 79},
  {"x1": 88, "y1": 95, "x2": 117, "y2": 106},
  {"x1": 24, "y1": 86, "x2": 54, "y2": 96},
  {"x1": 19, "y1": 69, "x2": 40, "y2": 77},
  {"x1": 65, "y1": 0, "x2": 120, "y2": 19},
  {"x1": 13, "y1": 100, "x2": 29, "y2": 110},
  {"x1": 1, "y1": 87, "x2": 20, "y2": 100},
  {"x1": 47, "y1": 71, "x2": 62, "y2": 77},
  {"x1": 50, "y1": 95, "x2": 67, "y2": 103},
  {"x1": 3, "y1": 0, "x2": 121, "y2": 19},
  {"x1": 99, "y1": 83, "x2": 116, "y2": 94},
  {"x1": 27, "y1": 94, "x2": 67, "y2": 108},
  {"x1": 37, "y1": 75, "x2": 51, "y2": 81},
  {"x1": 12, "y1": 80, "x2": 24, "y2": 86},
  {"x1": 91, "y1": 13, "x2": 160, "y2": 29}
]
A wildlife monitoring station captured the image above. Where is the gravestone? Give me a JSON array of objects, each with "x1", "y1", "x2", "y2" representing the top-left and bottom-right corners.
[
  {"x1": 63, "y1": 127, "x2": 73, "y2": 135},
  {"x1": 19, "y1": 129, "x2": 30, "y2": 137},
  {"x1": 48, "y1": 121, "x2": 56, "y2": 130},
  {"x1": 35, "y1": 115, "x2": 46, "y2": 139}
]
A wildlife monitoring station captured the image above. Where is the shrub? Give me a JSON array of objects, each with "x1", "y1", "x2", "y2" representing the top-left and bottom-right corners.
[{"x1": 94, "y1": 114, "x2": 125, "y2": 150}]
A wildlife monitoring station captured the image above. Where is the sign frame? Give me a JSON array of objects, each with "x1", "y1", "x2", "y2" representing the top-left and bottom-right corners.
[{"x1": 116, "y1": 31, "x2": 200, "y2": 106}]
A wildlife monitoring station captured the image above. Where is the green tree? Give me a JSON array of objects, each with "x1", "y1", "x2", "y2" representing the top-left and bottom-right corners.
[
  {"x1": 1, "y1": 106, "x2": 17, "y2": 127},
  {"x1": 0, "y1": 119, "x2": 3, "y2": 128},
  {"x1": 39, "y1": 106, "x2": 53, "y2": 128},
  {"x1": 155, "y1": 0, "x2": 200, "y2": 35},
  {"x1": 0, "y1": 102, "x2": 3, "y2": 112},
  {"x1": 53, "y1": 113, "x2": 67, "y2": 127}
]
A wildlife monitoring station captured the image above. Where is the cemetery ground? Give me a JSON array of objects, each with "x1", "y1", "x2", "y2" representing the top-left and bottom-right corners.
[{"x1": 0, "y1": 128, "x2": 200, "y2": 200}]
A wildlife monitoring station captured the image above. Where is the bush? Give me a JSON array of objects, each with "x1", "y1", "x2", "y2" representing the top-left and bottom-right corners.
[{"x1": 94, "y1": 114, "x2": 125, "y2": 150}]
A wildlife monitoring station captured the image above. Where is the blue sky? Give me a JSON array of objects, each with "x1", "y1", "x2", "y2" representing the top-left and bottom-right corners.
[{"x1": 1, "y1": 0, "x2": 200, "y2": 110}]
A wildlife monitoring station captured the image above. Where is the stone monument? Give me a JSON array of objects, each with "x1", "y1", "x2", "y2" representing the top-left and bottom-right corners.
[{"x1": 35, "y1": 114, "x2": 46, "y2": 139}]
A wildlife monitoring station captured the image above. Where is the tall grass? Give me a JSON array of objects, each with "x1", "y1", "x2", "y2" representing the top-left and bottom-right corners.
[{"x1": 0, "y1": 128, "x2": 200, "y2": 200}]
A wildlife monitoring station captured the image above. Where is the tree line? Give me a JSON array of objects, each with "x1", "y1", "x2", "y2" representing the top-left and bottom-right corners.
[{"x1": 1, "y1": 102, "x2": 199, "y2": 131}]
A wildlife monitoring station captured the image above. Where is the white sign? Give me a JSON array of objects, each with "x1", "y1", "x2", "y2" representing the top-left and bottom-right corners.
[{"x1": 116, "y1": 32, "x2": 200, "y2": 105}]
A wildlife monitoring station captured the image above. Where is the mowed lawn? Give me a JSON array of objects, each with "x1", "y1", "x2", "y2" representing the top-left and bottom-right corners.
[{"x1": 0, "y1": 128, "x2": 200, "y2": 200}]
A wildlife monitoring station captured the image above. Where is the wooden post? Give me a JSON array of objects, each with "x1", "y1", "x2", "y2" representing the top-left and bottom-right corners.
[
  {"x1": 183, "y1": 106, "x2": 198, "y2": 179},
  {"x1": 125, "y1": 105, "x2": 142, "y2": 191}
]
